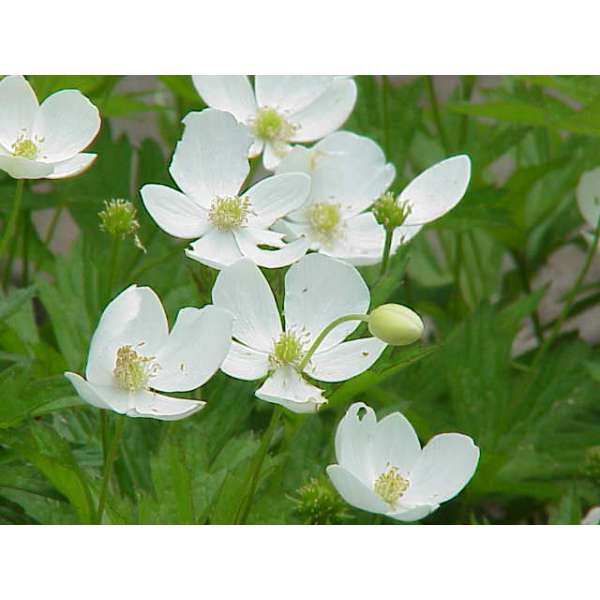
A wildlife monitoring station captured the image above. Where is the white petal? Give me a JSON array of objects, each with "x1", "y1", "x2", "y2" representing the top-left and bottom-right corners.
[
  {"x1": 334, "y1": 402, "x2": 377, "y2": 483},
  {"x1": 576, "y1": 167, "x2": 600, "y2": 229},
  {"x1": 185, "y1": 228, "x2": 243, "y2": 270},
  {"x1": 170, "y1": 109, "x2": 251, "y2": 206},
  {"x1": 305, "y1": 337, "x2": 387, "y2": 382},
  {"x1": 274, "y1": 146, "x2": 313, "y2": 177},
  {"x1": 284, "y1": 253, "x2": 370, "y2": 351},
  {"x1": 255, "y1": 76, "x2": 334, "y2": 114},
  {"x1": 64, "y1": 372, "x2": 112, "y2": 411},
  {"x1": 192, "y1": 75, "x2": 257, "y2": 123},
  {"x1": 152, "y1": 305, "x2": 233, "y2": 392},
  {"x1": 394, "y1": 223, "x2": 422, "y2": 245},
  {"x1": 0, "y1": 76, "x2": 39, "y2": 150},
  {"x1": 371, "y1": 412, "x2": 422, "y2": 477},
  {"x1": 402, "y1": 433, "x2": 480, "y2": 506},
  {"x1": 211, "y1": 258, "x2": 281, "y2": 352},
  {"x1": 245, "y1": 173, "x2": 311, "y2": 229},
  {"x1": 255, "y1": 366, "x2": 326, "y2": 413},
  {"x1": 289, "y1": 79, "x2": 357, "y2": 142},
  {"x1": 130, "y1": 389, "x2": 205, "y2": 421},
  {"x1": 582, "y1": 506, "x2": 600, "y2": 525},
  {"x1": 46, "y1": 153, "x2": 96, "y2": 179},
  {"x1": 263, "y1": 141, "x2": 291, "y2": 171},
  {"x1": 320, "y1": 213, "x2": 387, "y2": 266},
  {"x1": 388, "y1": 503, "x2": 439, "y2": 522},
  {"x1": 140, "y1": 184, "x2": 209, "y2": 239},
  {"x1": 326, "y1": 464, "x2": 388, "y2": 515},
  {"x1": 86, "y1": 285, "x2": 169, "y2": 386},
  {"x1": 0, "y1": 155, "x2": 53, "y2": 179},
  {"x1": 243, "y1": 227, "x2": 286, "y2": 248},
  {"x1": 401, "y1": 155, "x2": 471, "y2": 226},
  {"x1": 249, "y1": 137, "x2": 264, "y2": 158},
  {"x1": 234, "y1": 228, "x2": 309, "y2": 268},
  {"x1": 306, "y1": 132, "x2": 395, "y2": 217},
  {"x1": 33, "y1": 90, "x2": 100, "y2": 162},
  {"x1": 221, "y1": 341, "x2": 270, "y2": 381}
]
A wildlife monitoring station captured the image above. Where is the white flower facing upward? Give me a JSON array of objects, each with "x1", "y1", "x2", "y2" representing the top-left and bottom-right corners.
[
  {"x1": 576, "y1": 167, "x2": 600, "y2": 246},
  {"x1": 0, "y1": 75, "x2": 100, "y2": 179},
  {"x1": 65, "y1": 285, "x2": 233, "y2": 421},
  {"x1": 212, "y1": 254, "x2": 387, "y2": 413},
  {"x1": 274, "y1": 131, "x2": 397, "y2": 265},
  {"x1": 141, "y1": 108, "x2": 311, "y2": 270},
  {"x1": 327, "y1": 402, "x2": 479, "y2": 521},
  {"x1": 192, "y1": 76, "x2": 357, "y2": 170},
  {"x1": 275, "y1": 136, "x2": 471, "y2": 265}
]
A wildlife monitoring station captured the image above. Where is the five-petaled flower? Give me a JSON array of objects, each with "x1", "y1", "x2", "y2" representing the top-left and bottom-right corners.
[
  {"x1": 327, "y1": 402, "x2": 479, "y2": 521},
  {"x1": 65, "y1": 285, "x2": 233, "y2": 420},
  {"x1": 141, "y1": 108, "x2": 311, "y2": 270},
  {"x1": 275, "y1": 133, "x2": 471, "y2": 264},
  {"x1": 0, "y1": 75, "x2": 100, "y2": 180},
  {"x1": 212, "y1": 254, "x2": 387, "y2": 413},
  {"x1": 192, "y1": 76, "x2": 357, "y2": 170}
]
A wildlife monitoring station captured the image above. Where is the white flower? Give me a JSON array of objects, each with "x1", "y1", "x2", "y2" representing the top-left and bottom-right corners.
[
  {"x1": 0, "y1": 75, "x2": 100, "y2": 180},
  {"x1": 274, "y1": 131, "x2": 398, "y2": 265},
  {"x1": 192, "y1": 76, "x2": 357, "y2": 170},
  {"x1": 212, "y1": 254, "x2": 387, "y2": 413},
  {"x1": 275, "y1": 134, "x2": 471, "y2": 264},
  {"x1": 576, "y1": 167, "x2": 600, "y2": 247},
  {"x1": 327, "y1": 402, "x2": 479, "y2": 521},
  {"x1": 141, "y1": 108, "x2": 311, "y2": 270},
  {"x1": 65, "y1": 285, "x2": 233, "y2": 421},
  {"x1": 582, "y1": 506, "x2": 600, "y2": 525}
]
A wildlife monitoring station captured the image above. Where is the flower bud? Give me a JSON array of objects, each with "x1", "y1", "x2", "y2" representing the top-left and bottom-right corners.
[
  {"x1": 368, "y1": 304, "x2": 424, "y2": 346},
  {"x1": 292, "y1": 477, "x2": 351, "y2": 524}
]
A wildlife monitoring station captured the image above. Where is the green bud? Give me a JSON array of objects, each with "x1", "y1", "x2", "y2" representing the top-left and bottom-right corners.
[
  {"x1": 372, "y1": 191, "x2": 411, "y2": 230},
  {"x1": 291, "y1": 477, "x2": 351, "y2": 525},
  {"x1": 368, "y1": 303, "x2": 424, "y2": 346}
]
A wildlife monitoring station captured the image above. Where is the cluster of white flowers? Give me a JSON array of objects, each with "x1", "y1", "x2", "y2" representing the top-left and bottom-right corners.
[{"x1": 0, "y1": 74, "x2": 479, "y2": 521}]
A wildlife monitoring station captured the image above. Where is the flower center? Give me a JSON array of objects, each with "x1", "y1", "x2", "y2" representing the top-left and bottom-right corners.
[
  {"x1": 307, "y1": 202, "x2": 343, "y2": 245},
  {"x1": 113, "y1": 345, "x2": 159, "y2": 392},
  {"x1": 269, "y1": 331, "x2": 306, "y2": 368},
  {"x1": 373, "y1": 467, "x2": 409, "y2": 506},
  {"x1": 11, "y1": 136, "x2": 39, "y2": 160},
  {"x1": 208, "y1": 196, "x2": 251, "y2": 231},
  {"x1": 251, "y1": 107, "x2": 297, "y2": 143}
]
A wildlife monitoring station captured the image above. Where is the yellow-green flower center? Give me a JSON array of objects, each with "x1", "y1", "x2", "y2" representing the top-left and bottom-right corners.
[
  {"x1": 113, "y1": 345, "x2": 159, "y2": 392},
  {"x1": 251, "y1": 107, "x2": 297, "y2": 142},
  {"x1": 374, "y1": 467, "x2": 409, "y2": 506},
  {"x1": 208, "y1": 196, "x2": 251, "y2": 231},
  {"x1": 11, "y1": 137, "x2": 39, "y2": 160},
  {"x1": 307, "y1": 202, "x2": 343, "y2": 245},
  {"x1": 270, "y1": 331, "x2": 305, "y2": 368}
]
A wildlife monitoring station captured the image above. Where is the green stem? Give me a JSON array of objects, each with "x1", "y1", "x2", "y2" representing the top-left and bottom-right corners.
[
  {"x1": 511, "y1": 250, "x2": 544, "y2": 346},
  {"x1": 425, "y1": 76, "x2": 449, "y2": 152},
  {"x1": 21, "y1": 210, "x2": 31, "y2": 287},
  {"x1": 106, "y1": 236, "x2": 121, "y2": 301},
  {"x1": 235, "y1": 405, "x2": 283, "y2": 524},
  {"x1": 297, "y1": 313, "x2": 370, "y2": 372},
  {"x1": 379, "y1": 227, "x2": 394, "y2": 278},
  {"x1": 534, "y1": 219, "x2": 600, "y2": 366},
  {"x1": 96, "y1": 415, "x2": 125, "y2": 524},
  {"x1": 43, "y1": 204, "x2": 64, "y2": 247},
  {"x1": 0, "y1": 179, "x2": 25, "y2": 264}
]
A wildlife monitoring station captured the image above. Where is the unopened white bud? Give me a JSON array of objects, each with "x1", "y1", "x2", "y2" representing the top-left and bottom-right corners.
[{"x1": 368, "y1": 304, "x2": 424, "y2": 346}]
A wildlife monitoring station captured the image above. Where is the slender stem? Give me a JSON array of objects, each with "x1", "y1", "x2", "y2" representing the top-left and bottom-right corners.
[
  {"x1": 458, "y1": 75, "x2": 477, "y2": 149},
  {"x1": 100, "y1": 411, "x2": 109, "y2": 464},
  {"x1": 235, "y1": 406, "x2": 283, "y2": 524},
  {"x1": 534, "y1": 220, "x2": 600, "y2": 366},
  {"x1": 379, "y1": 227, "x2": 394, "y2": 278},
  {"x1": 0, "y1": 179, "x2": 25, "y2": 264},
  {"x1": 510, "y1": 250, "x2": 544, "y2": 346},
  {"x1": 1, "y1": 212, "x2": 21, "y2": 291},
  {"x1": 106, "y1": 236, "x2": 121, "y2": 301},
  {"x1": 425, "y1": 76, "x2": 449, "y2": 152},
  {"x1": 21, "y1": 210, "x2": 31, "y2": 287},
  {"x1": 297, "y1": 313, "x2": 370, "y2": 372},
  {"x1": 96, "y1": 415, "x2": 125, "y2": 524},
  {"x1": 43, "y1": 204, "x2": 64, "y2": 247}
]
